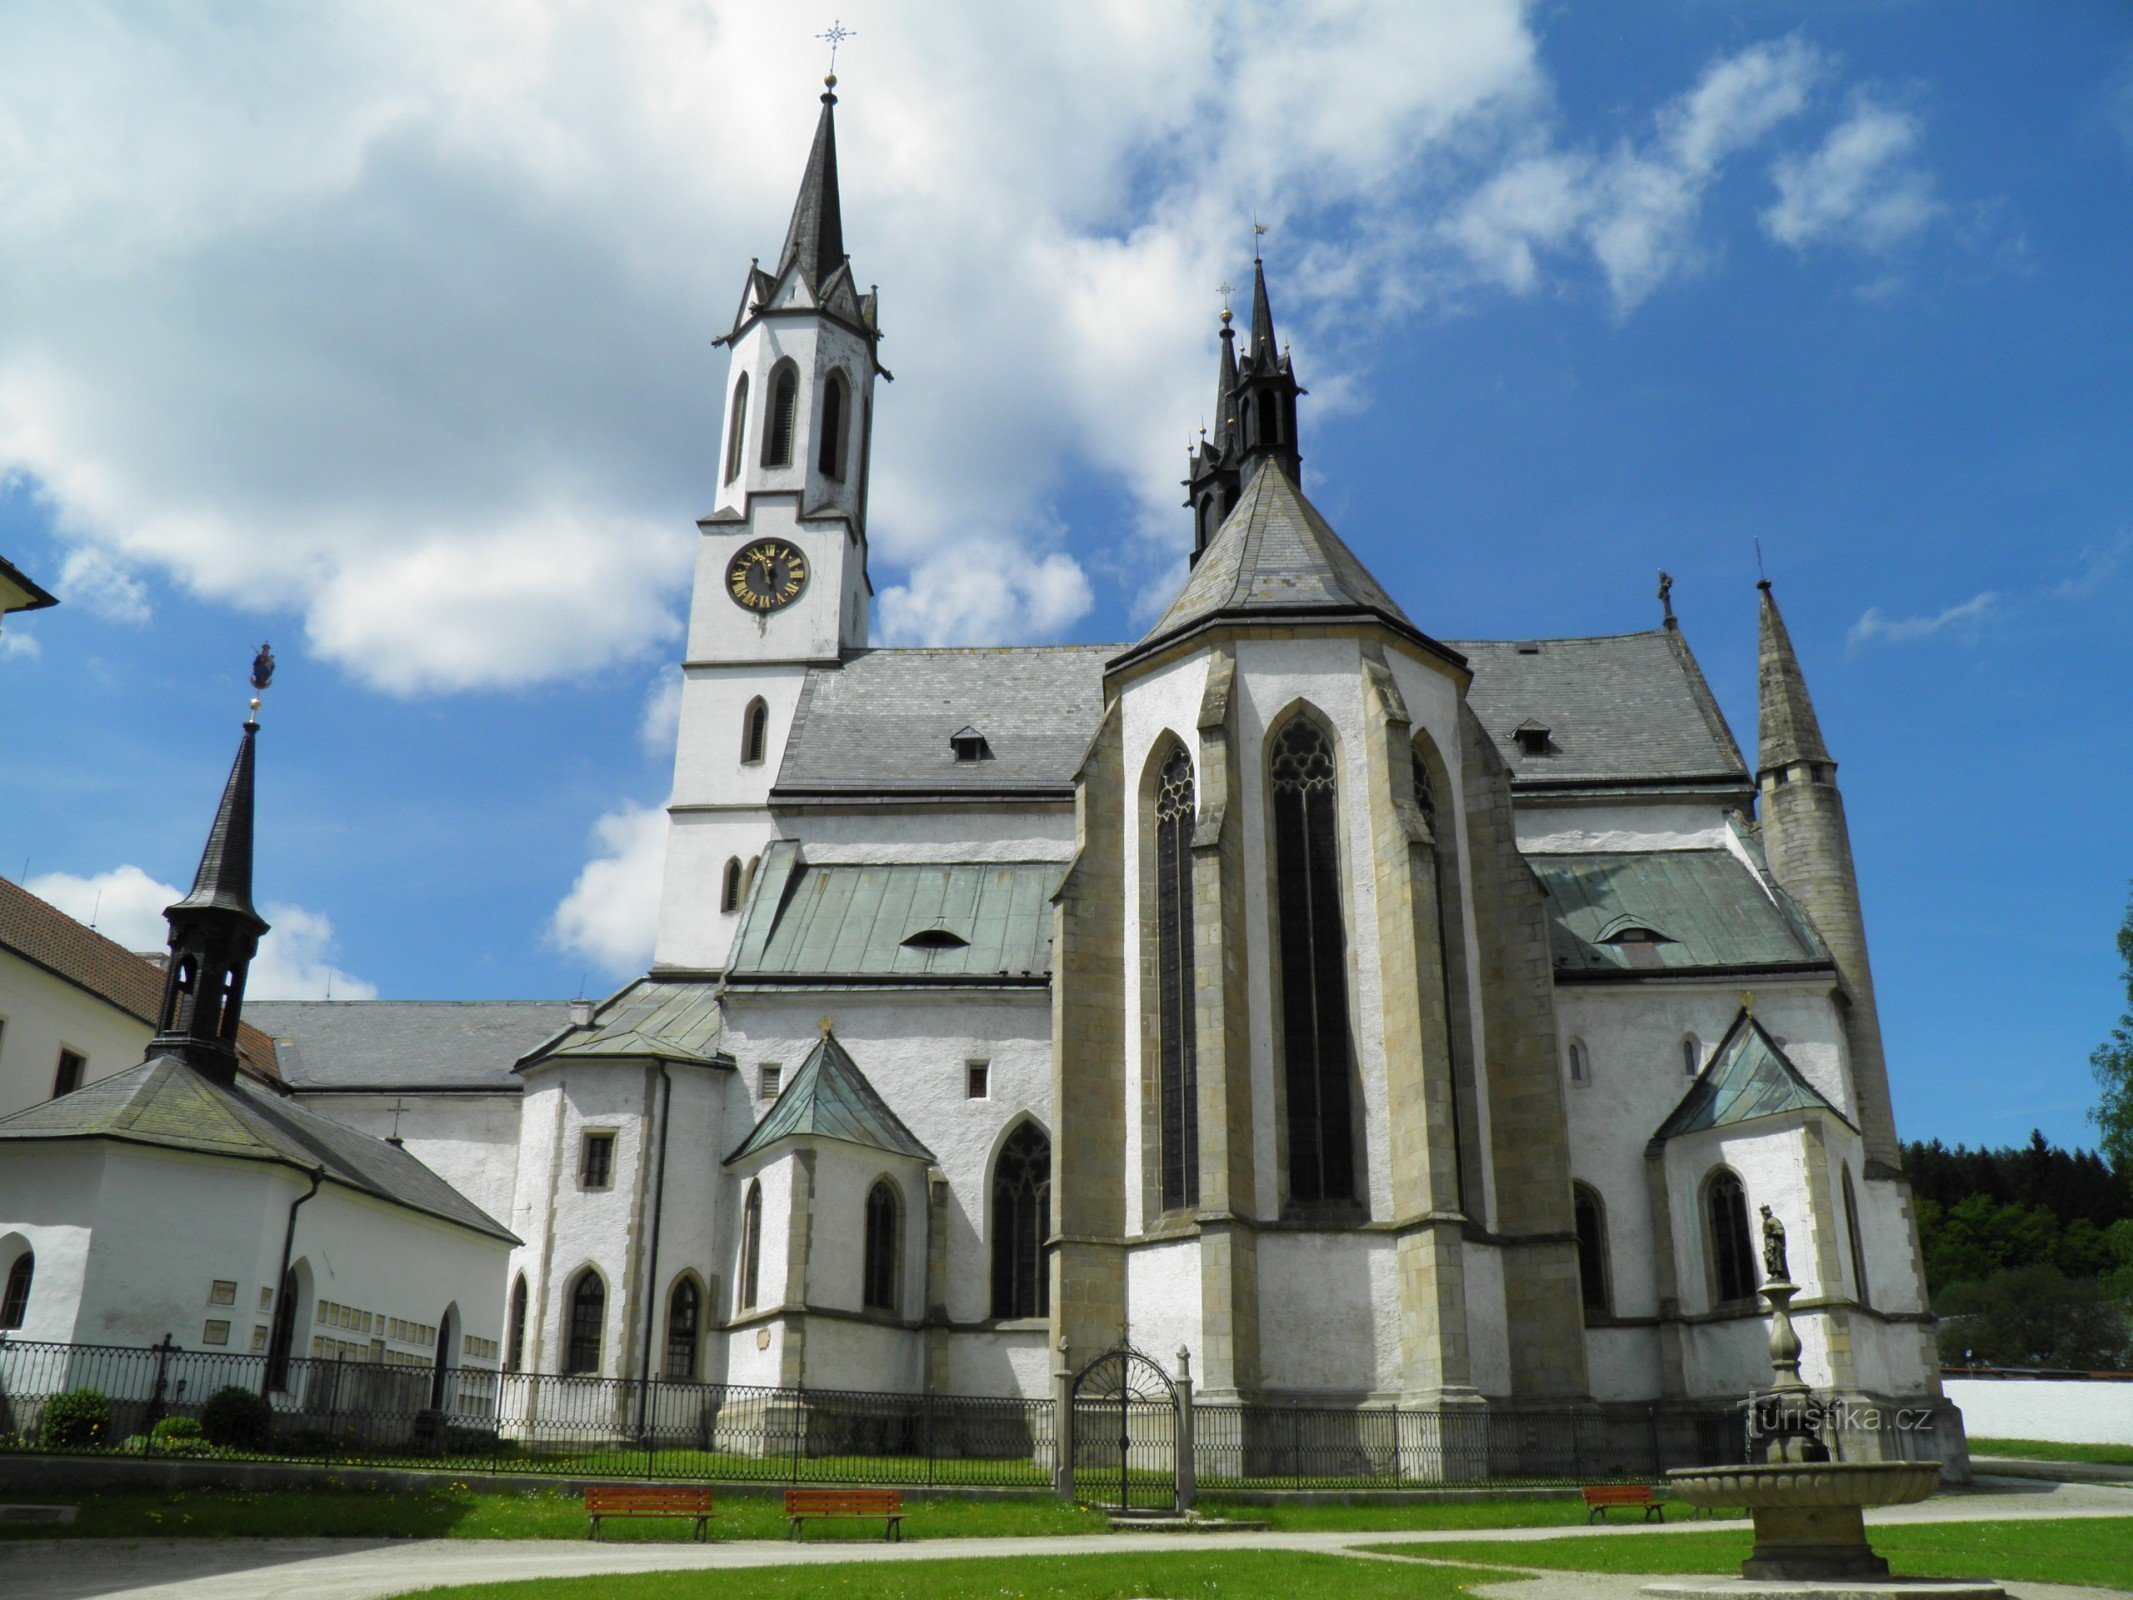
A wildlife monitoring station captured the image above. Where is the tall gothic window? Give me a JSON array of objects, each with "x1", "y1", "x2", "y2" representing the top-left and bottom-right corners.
[
  {"x1": 665, "y1": 1277, "x2": 701, "y2": 1379},
  {"x1": 1573, "y1": 1184, "x2": 1611, "y2": 1318},
  {"x1": 741, "y1": 698, "x2": 769, "y2": 765},
  {"x1": 863, "y1": 1180, "x2": 899, "y2": 1311},
  {"x1": 1706, "y1": 1170, "x2": 1756, "y2": 1304},
  {"x1": 1155, "y1": 743, "x2": 1199, "y2": 1212},
  {"x1": 738, "y1": 1180, "x2": 763, "y2": 1311},
  {"x1": 724, "y1": 373, "x2": 749, "y2": 484},
  {"x1": 1270, "y1": 719, "x2": 1356, "y2": 1206},
  {"x1": 818, "y1": 370, "x2": 848, "y2": 479},
  {"x1": 990, "y1": 1123, "x2": 1050, "y2": 1319},
  {"x1": 1, "y1": 1249, "x2": 33, "y2": 1329},
  {"x1": 504, "y1": 1274, "x2": 527, "y2": 1373},
  {"x1": 1842, "y1": 1166, "x2": 1872, "y2": 1309},
  {"x1": 763, "y1": 361, "x2": 799, "y2": 467},
  {"x1": 721, "y1": 858, "x2": 743, "y2": 914},
  {"x1": 565, "y1": 1270, "x2": 605, "y2": 1374}
]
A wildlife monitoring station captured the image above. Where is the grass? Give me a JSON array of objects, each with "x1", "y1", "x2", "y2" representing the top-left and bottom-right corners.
[
  {"x1": 0, "y1": 1484, "x2": 1601, "y2": 1542},
  {"x1": 1970, "y1": 1436, "x2": 2133, "y2": 1468},
  {"x1": 1370, "y1": 1514, "x2": 2133, "y2": 1591},
  {"x1": 390, "y1": 1552, "x2": 1515, "y2": 1600}
]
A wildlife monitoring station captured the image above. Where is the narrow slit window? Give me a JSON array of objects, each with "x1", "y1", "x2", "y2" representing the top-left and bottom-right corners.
[
  {"x1": 818, "y1": 370, "x2": 848, "y2": 479},
  {"x1": 724, "y1": 373, "x2": 749, "y2": 484},
  {"x1": 739, "y1": 1180, "x2": 763, "y2": 1311}
]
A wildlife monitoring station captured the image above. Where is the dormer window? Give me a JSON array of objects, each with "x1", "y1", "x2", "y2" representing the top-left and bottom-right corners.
[
  {"x1": 1515, "y1": 641, "x2": 1542, "y2": 656},
  {"x1": 950, "y1": 726, "x2": 991, "y2": 762},
  {"x1": 1601, "y1": 921, "x2": 1675, "y2": 970},
  {"x1": 1513, "y1": 720, "x2": 1552, "y2": 756},
  {"x1": 901, "y1": 927, "x2": 969, "y2": 950}
]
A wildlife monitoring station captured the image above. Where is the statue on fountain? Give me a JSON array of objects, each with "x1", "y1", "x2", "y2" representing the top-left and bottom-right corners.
[{"x1": 1761, "y1": 1203, "x2": 1790, "y2": 1283}]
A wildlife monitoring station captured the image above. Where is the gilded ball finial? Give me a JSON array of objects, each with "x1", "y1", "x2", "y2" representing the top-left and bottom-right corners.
[
  {"x1": 1219, "y1": 307, "x2": 1232, "y2": 326},
  {"x1": 825, "y1": 72, "x2": 837, "y2": 89}
]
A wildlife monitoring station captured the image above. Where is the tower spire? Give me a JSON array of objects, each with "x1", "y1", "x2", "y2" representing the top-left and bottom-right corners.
[
  {"x1": 779, "y1": 77, "x2": 846, "y2": 290},
  {"x1": 1229, "y1": 250, "x2": 1305, "y2": 484},
  {"x1": 1756, "y1": 579, "x2": 1831, "y2": 775},
  {"x1": 1184, "y1": 302, "x2": 1243, "y2": 561},
  {"x1": 1247, "y1": 254, "x2": 1278, "y2": 366}
]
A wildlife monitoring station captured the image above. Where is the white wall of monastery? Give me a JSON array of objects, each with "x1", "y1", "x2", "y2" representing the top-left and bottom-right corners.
[
  {"x1": 0, "y1": 951, "x2": 152, "y2": 1118},
  {"x1": 289, "y1": 1092, "x2": 521, "y2": 1229}
]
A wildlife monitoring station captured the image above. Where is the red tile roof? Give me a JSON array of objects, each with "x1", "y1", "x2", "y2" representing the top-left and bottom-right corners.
[{"x1": 0, "y1": 876, "x2": 280, "y2": 1079}]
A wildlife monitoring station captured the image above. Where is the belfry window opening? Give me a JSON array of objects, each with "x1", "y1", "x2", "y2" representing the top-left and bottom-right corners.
[
  {"x1": 818, "y1": 370, "x2": 848, "y2": 479},
  {"x1": 763, "y1": 362, "x2": 799, "y2": 467}
]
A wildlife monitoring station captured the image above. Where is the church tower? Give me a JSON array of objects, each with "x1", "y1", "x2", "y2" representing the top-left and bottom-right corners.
[
  {"x1": 1754, "y1": 581, "x2": 1902, "y2": 1175},
  {"x1": 657, "y1": 76, "x2": 884, "y2": 973}
]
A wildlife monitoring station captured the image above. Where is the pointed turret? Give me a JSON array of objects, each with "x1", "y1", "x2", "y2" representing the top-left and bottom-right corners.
[
  {"x1": 150, "y1": 699, "x2": 271, "y2": 1081},
  {"x1": 1753, "y1": 581, "x2": 1900, "y2": 1174},
  {"x1": 1229, "y1": 254, "x2": 1304, "y2": 483},
  {"x1": 1184, "y1": 308, "x2": 1243, "y2": 561},
  {"x1": 778, "y1": 77, "x2": 847, "y2": 291},
  {"x1": 1246, "y1": 255, "x2": 1278, "y2": 367}
]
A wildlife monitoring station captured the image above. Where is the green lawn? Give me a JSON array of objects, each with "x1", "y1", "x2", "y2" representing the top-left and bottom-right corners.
[
  {"x1": 391, "y1": 1552, "x2": 1514, "y2": 1600},
  {"x1": 1371, "y1": 1515, "x2": 2133, "y2": 1591},
  {"x1": 1970, "y1": 1436, "x2": 2133, "y2": 1468},
  {"x1": 0, "y1": 1484, "x2": 1597, "y2": 1542}
]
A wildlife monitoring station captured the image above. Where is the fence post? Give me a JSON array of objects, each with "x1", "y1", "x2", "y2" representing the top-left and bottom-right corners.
[
  {"x1": 923, "y1": 1387, "x2": 935, "y2": 1492},
  {"x1": 1173, "y1": 1346, "x2": 1194, "y2": 1513},
  {"x1": 324, "y1": 1358, "x2": 341, "y2": 1463},
  {"x1": 1051, "y1": 1336, "x2": 1073, "y2": 1501},
  {"x1": 789, "y1": 1380, "x2": 803, "y2": 1485},
  {"x1": 645, "y1": 1375, "x2": 656, "y2": 1480}
]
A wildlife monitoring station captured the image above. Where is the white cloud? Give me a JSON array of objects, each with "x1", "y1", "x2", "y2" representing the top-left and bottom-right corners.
[
  {"x1": 22, "y1": 865, "x2": 374, "y2": 999},
  {"x1": 1765, "y1": 98, "x2": 1941, "y2": 254},
  {"x1": 1847, "y1": 591, "x2": 1998, "y2": 647},
  {"x1": 877, "y1": 544, "x2": 1094, "y2": 647},
  {"x1": 1, "y1": 628, "x2": 39, "y2": 660},
  {"x1": 551, "y1": 801, "x2": 667, "y2": 974},
  {"x1": 639, "y1": 667, "x2": 683, "y2": 755},
  {"x1": 57, "y1": 546, "x2": 150, "y2": 624}
]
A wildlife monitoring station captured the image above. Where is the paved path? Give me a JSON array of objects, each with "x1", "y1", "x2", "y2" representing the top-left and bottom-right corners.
[{"x1": 1, "y1": 1480, "x2": 2126, "y2": 1600}]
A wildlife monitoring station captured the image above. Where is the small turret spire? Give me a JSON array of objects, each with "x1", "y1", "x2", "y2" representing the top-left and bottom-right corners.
[
  {"x1": 779, "y1": 78, "x2": 846, "y2": 290},
  {"x1": 1228, "y1": 250, "x2": 1305, "y2": 484},
  {"x1": 1247, "y1": 255, "x2": 1278, "y2": 366},
  {"x1": 1756, "y1": 579, "x2": 1831, "y2": 775}
]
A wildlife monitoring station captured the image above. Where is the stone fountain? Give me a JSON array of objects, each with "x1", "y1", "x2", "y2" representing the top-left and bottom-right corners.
[{"x1": 1649, "y1": 1208, "x2": 2002, "y2": 1599}]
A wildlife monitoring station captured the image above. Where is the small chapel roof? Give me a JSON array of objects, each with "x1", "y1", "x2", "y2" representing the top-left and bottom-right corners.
[
  {"x1": 727, "y1": 1028, "x2": 935, "y2": 1165},
  {"x1": 249, "y1": 1000, "x2": 574, "y2": 1092},
  {"x1": 520, "y1": 977, "x2": 728, "y2": 1069},
  {"x1": 0, "y1": 1052, "x2": 516, "y2": 1241},
  {"x1": 1651, "y1": 1007, "x2": 1851, "y2": 1147},
  {"x1": 1533, "y1": 849, "x2": 1829, "y2": 976}
]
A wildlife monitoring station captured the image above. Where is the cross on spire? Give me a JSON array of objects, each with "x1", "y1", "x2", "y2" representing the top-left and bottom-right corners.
[{"x1": 818, "y1": 20, "x2": 855, "y2": 76}]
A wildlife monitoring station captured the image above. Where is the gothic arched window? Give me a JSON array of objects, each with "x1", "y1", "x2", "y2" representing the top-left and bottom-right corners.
[
  {"x1": 739, "y1": 1180, "x2": 763, "y2": 1312},
  {"x1": 818, "y1": 370, "x2": 848, "y2": 479},
  {"x1": 990, "y1": 1123, "x2": 1050, "y2": 1319},
  {"x1": 0, "y1": 1248, "x2": 32, "y2": 1330},
  {"x1": 1155, "y1": 743, "x2": 1199, "y2": 1213},
  {"x1": 665, "y1": 1277, "x2": 701, "y2": 1379},
  {"x1": 741, "y1": 697, "x2": 769, "y2": 765},
  {"x1": 724, "y1": 373, "x2": 749, "y2": 484},
  {"x1": 505, "y1": 1274, "x2": 528, "y2": 1373},
  {"x1": 1842, "y1": 1166, "x2": 1872, "y2": 1309},
  {"x1": 565, "y1": 1269, "x2": 605, "y2": 1374},
  {"x1": 763, "y1": 361, "x2": 799, "y2": 467},
  {"x1": 721, "y1": 858, "x2": 743, "y2": 914},
  {"x1": 1573, "y1": 1184, "x2": 1611, "y2": 1319},
  {"x1": 1706, "y1": 1170, "x2": 1756, "y2": 1305},
  {"x1": 1271, "y1": 718, "x2": 1356, "y2": 1206},
  {"x1": 863, "y1": 1180, "x2": 899, "y2": 1311},
  {"x1": 1683, "y1": 1034, "x2": 1702, "y2": 1076}
]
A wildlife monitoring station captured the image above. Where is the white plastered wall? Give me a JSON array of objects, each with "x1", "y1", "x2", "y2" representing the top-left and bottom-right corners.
[
  {"x1": 287, "y1": 1092, "x2": 520, "y2": 1228},
  {"x1": 0, "y1": 950, "x2": 154, "y2": 1118}
]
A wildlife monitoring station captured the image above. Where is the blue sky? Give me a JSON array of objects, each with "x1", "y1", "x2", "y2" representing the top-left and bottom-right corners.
[{"x1": 1, "y1": 2, "x2": 2128, "y2": 1153}]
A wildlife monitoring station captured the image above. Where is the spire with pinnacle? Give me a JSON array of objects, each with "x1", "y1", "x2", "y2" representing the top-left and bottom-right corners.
[
  {"x1": 150, "y1": 653, "x2": 274, "y2": 1080},
  {"x1": 778, "y1": 76, "x2": 847, "y2": 291},
  {"x1": 1229, "y1": 252, "x2": 1304, "y2": 483},
  {"x1": 1185, "y1": 303, "x2": 1244, "y2": 561},
  {"x1": 1756, "y1": 579, "x2": 1831, "y2": 775}
]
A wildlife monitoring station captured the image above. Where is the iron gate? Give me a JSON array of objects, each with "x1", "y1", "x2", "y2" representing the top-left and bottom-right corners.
[{"x1": 1069, "y1": 1341, "x2": 1178, "y2": 1511}]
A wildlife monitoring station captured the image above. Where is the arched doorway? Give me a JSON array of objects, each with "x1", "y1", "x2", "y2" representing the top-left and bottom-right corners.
[{"x1": 1069, "y1": 1341, "x2": 1180, "y2": 1512}]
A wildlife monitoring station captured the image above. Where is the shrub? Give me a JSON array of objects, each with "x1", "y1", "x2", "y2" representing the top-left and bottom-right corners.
[
  {"x1": 199, "y1": 1385, "x2": 274, "y2": 1450},
  {"x1": 152, "y1": 1415, "x2": 204, "y2": 1443},
  {"x1": 39, "y1": 1388, "x2": 112, "y2": 1449}
]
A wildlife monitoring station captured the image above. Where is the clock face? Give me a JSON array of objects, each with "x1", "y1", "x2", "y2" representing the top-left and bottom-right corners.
[{"x1": 726, "y1": 540, "x2": 810, "y2": 613}]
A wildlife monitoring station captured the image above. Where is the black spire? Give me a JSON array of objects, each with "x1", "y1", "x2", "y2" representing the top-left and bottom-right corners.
[
  {"x1": 778, "y1": 78, "x2": 847, "y2": 290},
  {"x1": 150, "y1": 696, "x2": 271, "y2": 1080},
  {"x1": 1229, "y1": 254, "x2": 1304, "y2": 483},
  {"x1": 1184, "y1": 308, "x2": 1244, "y2": 562},
  {"x1": 1246, "y1": 255, "x2": 1278, "y2": 367}
]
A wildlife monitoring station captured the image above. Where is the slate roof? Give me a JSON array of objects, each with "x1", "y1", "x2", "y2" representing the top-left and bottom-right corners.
[
  {"x1": 0, "y1": 1052, "x2": 515, "y2": 1241},
  {"x1": 0, "y1": 876, "x2": 279, "y2": 1078},
  {"x1": 520, "y1": 978, "x2": 728, "y2": 1068},
  {"x1": 727, "y1": 1030, "x2": 934, "y2": 1164},
  {"x1": 248, "y1": 1001, "x2": 573, "y2": 1092},
  {"x1": 1450, "y1": 631, "x2": 1749, "y2": 792},
  {"x1": 775, "y1": 646, "x2": 1113, "y2": 798},
  {"x1": 1124, "y1": 459, "x2": 1440, "y2": 665},
  {"x1": 1533, "y1": 850, "x2": 1829, "y2": 976},
  {"x1": 1756, "y1": 582, "x2": 1831, "y2": 773},
  {"x1": 727, "y1": 844, "x2": 1059, "y2": 984},
  {"x1": 1652, "y1": 1008, "x2": 1850, "y2": 1145}
]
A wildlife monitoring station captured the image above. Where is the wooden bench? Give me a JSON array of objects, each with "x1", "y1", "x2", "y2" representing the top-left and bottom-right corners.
[
  {"x1": 584, "y1": 1484, "x2": 715, "y2": 1541},
  {"x1": 1582, "y1": 1483, "x2": 1664, "y2": 1523},
  {"x1": 785, "y1": 1488, "x2": 904, "y2": 1541}
]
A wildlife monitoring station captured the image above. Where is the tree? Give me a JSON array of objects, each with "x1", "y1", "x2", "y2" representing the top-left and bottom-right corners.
[
  {"x1": 1936, "y1": 1264, "x2": 2128, "y2": 1370},
  {"x1": 2094, "y1": 885, "x2": 2133, "y2": 1177}
]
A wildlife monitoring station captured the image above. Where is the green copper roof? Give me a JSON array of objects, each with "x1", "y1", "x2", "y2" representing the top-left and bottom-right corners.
[
  {"x1": 1532, "y1": 850, "x2": 1829, "y2": 975},
  {"x1": 726, "y1": 1030, "x2": 935, "y2": 1164},
  {"x1": 0, "y1": 1054, "x2": 515, "y2": 1241},
  {"x1": 522, "y1": 977, "x2": 727, "y2": 1068},
  {"x1": 728, "y1": 844, "x2": 1059, "y2": 984},
  {"x1": 1652, "y1": 1008, "x2": 1850, "y2": 1145}
]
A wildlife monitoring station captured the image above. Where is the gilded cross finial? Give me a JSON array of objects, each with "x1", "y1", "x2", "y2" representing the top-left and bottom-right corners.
[{"x1": 818, "y1": 20, "x2": 854, "y2": 81}]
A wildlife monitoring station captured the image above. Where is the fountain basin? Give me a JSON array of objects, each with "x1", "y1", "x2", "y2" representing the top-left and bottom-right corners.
[{"x1": 1665, "y1": 1462, "x2": 1941, "y2": 1580}]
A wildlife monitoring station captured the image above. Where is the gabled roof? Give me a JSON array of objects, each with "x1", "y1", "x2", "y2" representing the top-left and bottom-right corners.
[
  {"x1": 775, "y1": 646, "x2": 1113, "y2": 798},
  {"x1": 1122, "y1": 459, "x2": 1447, "y2": 667},
  {"x1": 728, "y1": 843, "x2": 1058, "y2": 985},
  {"x1": 1, "y1": 552, "x2": 57, "y2": 615},
  {"x1": 1652, "y1": 1008, "x2": 1851, "y2": 1146},
  {"x1": 727, "y1": 1029, "x2": 934, "y2": 1165},
  {"x1": 0, "y1": 876, "x2": 279, "y2": 1078},
  {"x1": 519, "y1": 977, "x2": 727, "y2": 1069},
  {"x1": 1533, "y1": 850, "x2": 1829, "y2": 976},
  {"x1": 0, "y1": 1053, "x2": 514, "y2": 1241},
  {"x1": 249, "y1": 1001, "x2": 573, "y2": 1091}
]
